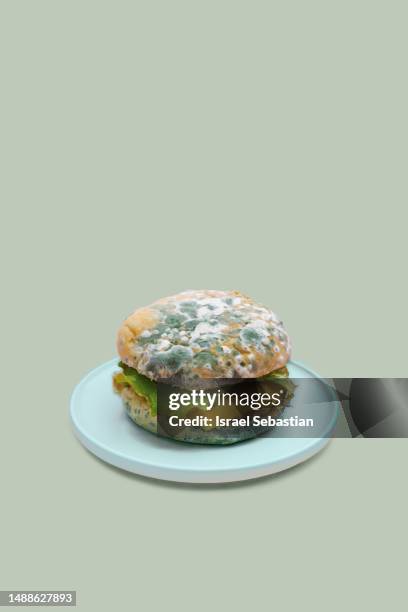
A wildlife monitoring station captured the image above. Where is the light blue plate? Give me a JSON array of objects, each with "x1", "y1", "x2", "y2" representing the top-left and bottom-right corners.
[{"x1": 70, "y1": 359, "x2": 339, "y2": 483}]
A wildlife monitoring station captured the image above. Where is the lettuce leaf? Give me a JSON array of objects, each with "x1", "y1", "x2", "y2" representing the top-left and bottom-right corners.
[
  {"x1": 259, "y1": 366, "x2": 289, "y2": 379},
  {"x1": 258, "y1": 366, "x2": 295, "y2": 399},
  {"x1": 118, "y1": 362, "x2": 157, "y2": 417}
]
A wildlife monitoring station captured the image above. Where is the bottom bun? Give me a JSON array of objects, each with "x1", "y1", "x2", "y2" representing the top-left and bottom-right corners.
[
  {"x1": 119, "y1": 385, "x2": 157, "y2": 435},
  {"x1": 114, "y1": 384, "x2": 254, "y2": 445}
]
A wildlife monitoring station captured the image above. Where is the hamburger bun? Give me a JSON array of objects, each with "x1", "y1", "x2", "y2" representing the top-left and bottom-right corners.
[
  {"x1": 117, "y1": 289, "x2": 291, "y2": 385},
  {"x1": 115, "y1": 381, "x2": 157, "y2": 435}
]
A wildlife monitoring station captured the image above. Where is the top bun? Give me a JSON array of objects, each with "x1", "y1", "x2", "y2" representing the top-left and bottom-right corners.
[{"x1": 117, "y1": 290, "x2": 291, "y2": 384}]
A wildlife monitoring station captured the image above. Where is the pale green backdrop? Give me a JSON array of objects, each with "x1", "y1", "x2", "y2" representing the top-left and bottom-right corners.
[{"x1": 1, "y1": 1, "x2": 407, "y2": 610}]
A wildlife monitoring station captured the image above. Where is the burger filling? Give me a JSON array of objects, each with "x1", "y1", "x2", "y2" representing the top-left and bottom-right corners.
[{"x1": 113, "y1": 361, "x2": 292, "y2": 417}]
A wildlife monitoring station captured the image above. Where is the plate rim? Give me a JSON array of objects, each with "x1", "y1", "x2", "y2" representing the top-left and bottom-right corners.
[{"x1": 70, "y1": 358, "x2": 339, "y2": 481}]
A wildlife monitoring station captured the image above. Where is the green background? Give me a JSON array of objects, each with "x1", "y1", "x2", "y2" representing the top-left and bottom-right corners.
[{"x1": 1, "y1": 1, "x2": 407, "y2": 610}]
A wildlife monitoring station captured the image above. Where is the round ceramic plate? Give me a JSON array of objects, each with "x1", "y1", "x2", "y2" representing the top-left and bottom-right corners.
[{"x1": 70, "y1": 359, "x2": 339, "y2": 483}]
